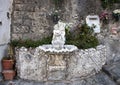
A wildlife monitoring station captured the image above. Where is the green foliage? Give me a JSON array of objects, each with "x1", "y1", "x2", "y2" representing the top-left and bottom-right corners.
[
  {"x1": 11, "y1": 36, "x2": 52, "y2": 48},
  {"x1": 11, "y1": 24, "x2": 99, "y2": 49},
  {"x1": 101, "y1": 0, "x2": 120, "y2": 9},
  {"x1": 66, "y1": 24, "x2": 99, "y2": 49}
]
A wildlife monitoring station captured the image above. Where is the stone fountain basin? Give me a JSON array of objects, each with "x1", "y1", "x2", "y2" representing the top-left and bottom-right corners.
[
  {"x1": 16, "y1": 45, "x2": 106, "y2": 81},
  {"x1": 39, "y1": 44, "x2": 78, "y2": 53}
]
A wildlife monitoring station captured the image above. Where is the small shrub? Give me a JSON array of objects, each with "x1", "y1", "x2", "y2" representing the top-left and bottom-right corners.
[
  {"x1": 11, "y1": 36, "x2": 52, "y2": 48},
  {"x1": 66, "y1": 24, "x2": 99, "y2": 49}
]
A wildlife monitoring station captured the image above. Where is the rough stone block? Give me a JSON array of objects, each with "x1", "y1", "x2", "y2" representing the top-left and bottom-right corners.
[
  {"x1": 11, "y1": 34, "x2": 22, "y2": 40},
  {"x1": 14, "y1": 4, "x2": 24, "y2": 11},
  {"x1": 16, "y1": 47, "x2": 47, "y2": 81},
  {"x1": 13, "y1": 25, "x2": 30, "y2": 33},
  {"x1": 13, "y1": 11, "x2": 24, "y2": 19},
  {"x1": 23, "y1": 12, "x2": 34, "y2": 19},
  {"x1": 22, "y1": 32, "x2": 49, "y2": 40},
  {"x1": 47, "y1": 70, "x2": 66, "y2": 80},
  {"x1": 24, "y1": 0, "x2": 38, "y2": 4},
  {"x1": 13, "y1": 19, "x2": 22, "y2": 24},
  {"x1": 15, "y1": 4, "x2": 35, "y2": 12},
  {"x1": 103, "y1": 60, "x2": 120, "y2": 81},
  {"x1": 14, "y1": 0, "x2": 24, "y2": 4},
  {"x1": 23, "y1": 19, "x2": 32, "y2": 26}
]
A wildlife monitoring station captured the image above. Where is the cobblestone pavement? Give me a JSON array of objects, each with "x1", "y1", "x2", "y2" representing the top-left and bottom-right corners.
[
  {"x1": 0, "y1": 54, "x2": 120, "y2": 85},
  {"x1": 1, "y1": 60, "x2": 120, "y2": 85}
]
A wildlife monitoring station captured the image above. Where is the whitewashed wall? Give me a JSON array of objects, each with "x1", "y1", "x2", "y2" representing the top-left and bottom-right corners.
[{"x1": 0, "y1": 0, "x2": 13, "y2": 72}]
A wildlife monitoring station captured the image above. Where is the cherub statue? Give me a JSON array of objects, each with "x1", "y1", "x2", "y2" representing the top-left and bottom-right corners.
[{"x1": 52, "y1": 21, "x2": 66, "y2": 49}]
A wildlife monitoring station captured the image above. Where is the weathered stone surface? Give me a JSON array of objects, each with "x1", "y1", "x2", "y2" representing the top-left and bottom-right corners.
[
  {"x1": 70, "y1": 72, "x2": 116, "y2": 85},
  {"x1": 14, "y1": 4, "x2": 35, "y2": 12},
  {"x1": 16, "y1": 47, "x2": 47, "y2": 81},
  {"x1": 13, "y1": 11, "x2": 25, "y2": 19},
  {"x1": 13, "y1": 25, "x2": 30, "y2": 33},
  {"x1": 117, "y1": 78, "x2": 120, "y2": 85},
  {"x1": 47, "y1": 54, "x2": 66, "y2": 80},
  {"x1": 77, "y1": 0, "x2": 102, "y2": 18},
  {"x1": 103, "y1": 60, "x2": 120, "y2": 82},
  {"x1": 45, "y1": 81, "x2": 68, "y2": 85},
  {"x1": 0, "y1": 72, "x2": 116, "y2": 85},
  {"x1": 16, "y1": 45, "x2": 106, "y2": 81},
  {"x1": 67, "y1": 45, "x2": 106, "y2": 80},
  {"x1": 12, "y1": 0, "x2": 102, "y2": 40},
  {"x1": 14, "y1": 0, "x2": 24, "y2": 4},
  {"x1": 11, "y1": 34, "x2": 22, "y2": 40}
]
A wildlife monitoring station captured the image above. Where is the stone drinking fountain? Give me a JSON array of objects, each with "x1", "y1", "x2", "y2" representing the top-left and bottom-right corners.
[
  {"x1": 40, "y1": 21, "x2": 77, "y2": 52},
  {"x1": 16, "y1": 21, "x2": 106, "y2": 81}
]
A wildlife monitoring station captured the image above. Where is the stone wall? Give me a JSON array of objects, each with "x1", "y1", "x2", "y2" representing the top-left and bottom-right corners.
[
  {"x1": 11, "y1": 0, "x2": 102, "y2": 40},
  {"x1": 16, "y1": 45, "x2": 106, "y2": 81},
  {"x1": 12, "y1": 0, "x2": 51, "y2": 40}
]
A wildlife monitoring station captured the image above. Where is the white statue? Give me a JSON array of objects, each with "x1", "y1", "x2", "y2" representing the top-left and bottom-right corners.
[{"x1": 52, "y1": 21, "x2": 66, "y2": 50}]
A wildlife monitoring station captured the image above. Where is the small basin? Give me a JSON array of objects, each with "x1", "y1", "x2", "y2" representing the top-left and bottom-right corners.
[{"x1": 39, "y1": 44, "x2": 78, "y2": 53}]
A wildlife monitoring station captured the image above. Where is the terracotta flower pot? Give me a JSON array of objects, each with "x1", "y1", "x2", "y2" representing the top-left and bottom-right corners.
[
  {"x1": 2, "y1": 60, "x2": 14, "y2": 70},
  {"x1": 2, "y1": 70, "x2": 15, "y2": 80}
]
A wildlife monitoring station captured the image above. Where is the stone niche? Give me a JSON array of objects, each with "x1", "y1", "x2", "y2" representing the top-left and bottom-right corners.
[{"x1": 16, "y1": 45, "x2": 106, "y2": 81}]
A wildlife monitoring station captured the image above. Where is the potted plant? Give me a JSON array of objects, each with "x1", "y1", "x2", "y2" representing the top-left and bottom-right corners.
[
  {"x1": 2, "y1": 44, "x2": 14, "y2": 70},
  {"x1": 2, "y1": 43, "x2": 15, "y2": 80},
  {"x1": 2, "y1": 70, "x2": 15, "y2": 80}
]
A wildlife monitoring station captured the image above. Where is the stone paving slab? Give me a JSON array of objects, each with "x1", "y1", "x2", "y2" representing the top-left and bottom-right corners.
[
  {"x1": 0, "y1": 72, "x2": 116, "y2": 85},
  {"x1": 70, "y1": 72, "x2": 116, "y2": 85},
  {"x1": 103, "y1": 60, "x2": 120, "y2": 84}
]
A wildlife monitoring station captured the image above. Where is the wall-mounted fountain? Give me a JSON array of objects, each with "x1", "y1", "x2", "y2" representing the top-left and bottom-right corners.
[{"x1": 16, "y1": 21, "x2": 106, "y2": 81}]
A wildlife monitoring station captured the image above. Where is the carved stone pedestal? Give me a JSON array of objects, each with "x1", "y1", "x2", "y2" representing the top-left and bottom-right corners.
[{"x1": 47, "y1": 54, "x2": 68, "y2": 80}]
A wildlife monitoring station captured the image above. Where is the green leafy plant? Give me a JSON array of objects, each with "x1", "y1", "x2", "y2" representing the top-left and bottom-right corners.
[
  {"x1": 66, "y1": 24, "x2": 99, "y2": 49},
  {"x1": 11, "y1": 36, "x2": 52, "y2": 48},
  {"x1": 11, "y1": 24, "x2": 99, "y2": 49}
]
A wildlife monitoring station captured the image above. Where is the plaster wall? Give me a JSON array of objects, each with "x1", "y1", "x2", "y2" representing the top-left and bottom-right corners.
[{"x1": 0, "y1": 0, "x2": 13, "y2": 72}]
